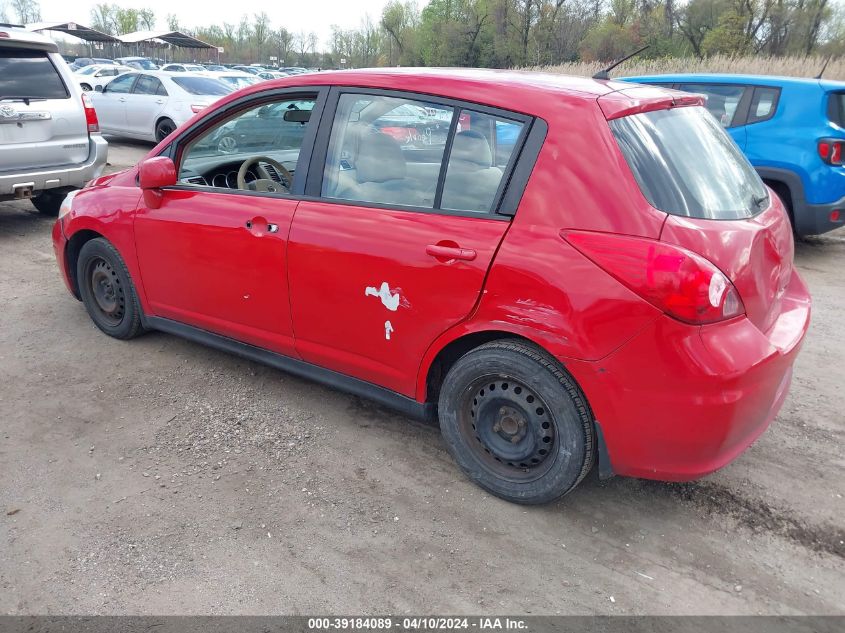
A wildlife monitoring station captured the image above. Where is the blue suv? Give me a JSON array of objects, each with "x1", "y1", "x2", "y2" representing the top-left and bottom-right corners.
[{"x1": 621, "y1": 73, "x2": 845, "y2": 236}]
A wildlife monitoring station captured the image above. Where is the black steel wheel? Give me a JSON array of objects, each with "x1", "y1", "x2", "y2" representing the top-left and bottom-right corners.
[
  {"x1": 438, "y1": 339, "x2": 595, "y2": 504},
  {"x1": 155, "y1": 118, "x2": 176, "y2": 142},
  {"x1": 76, "y1": 238, "x2": 145, "y2": 340}
]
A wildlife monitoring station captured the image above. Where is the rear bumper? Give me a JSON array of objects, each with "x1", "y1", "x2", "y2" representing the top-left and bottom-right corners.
[
  {"x1": 567, "y1": 269, "x2": 811, "y2": 481},
  {"x1": 796, "y1": 195, "x2": 845, "y2": 236},
  {"x1": 0, "y1": 135, "x2": 108, "y2": 199}
]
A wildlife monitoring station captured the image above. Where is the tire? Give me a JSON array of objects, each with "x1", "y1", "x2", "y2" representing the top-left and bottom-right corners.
[
  {"x1": 31, "y1": 190, "x2": 65, "y2": 216},
  {"x1": 438, "y1": 339, "x2": 595, "y2": 504},
  {"x1": 80, "y1": 83, "x2": 92, "y2": 92},
  {"x1": 76, "y1": 238, "x2": 145, "y2": 340},
  {"x1": 217, "y1": 134, "x2": 238, "y2": 154},
  {"x1": 155, "y1": 118, "x2": 177, "y2": 142}
]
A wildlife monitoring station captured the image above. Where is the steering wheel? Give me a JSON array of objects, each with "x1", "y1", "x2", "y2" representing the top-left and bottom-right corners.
[{"x1": 236, "y1": 156, "x2": 293, "y2": 193}]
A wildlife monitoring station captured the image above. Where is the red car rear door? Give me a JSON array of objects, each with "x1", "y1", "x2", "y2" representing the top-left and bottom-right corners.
[{"x1": 287, "y1": 89, "x2": 532, "y2": 397}]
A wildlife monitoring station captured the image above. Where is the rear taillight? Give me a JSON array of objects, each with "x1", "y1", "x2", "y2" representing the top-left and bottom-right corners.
[
  {"x1": 190, "y1": 104, "x2": 206, "y2": 113},
  {"x1": 818, "y1": 138, "x2": 844, "y2": 165},
  {"x1": 562, "y1": 231, "x2": 745, "y2": 325},
  {"x1": 81, "y1": 92, "x2": 99, "y2": 133}
]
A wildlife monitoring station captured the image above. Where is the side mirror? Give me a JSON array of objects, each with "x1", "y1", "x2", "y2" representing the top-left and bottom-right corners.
[{"x1": 138, "y1": 156, "x2": 177, "y2": 209}]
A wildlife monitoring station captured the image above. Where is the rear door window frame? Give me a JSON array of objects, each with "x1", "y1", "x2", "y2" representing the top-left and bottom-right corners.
[
  {"x1": 745, "y1": 86, "x2": 782, "y2": 125},
  {"x1": 304, "y1": 86, "x2": 543, "y2": 219}
]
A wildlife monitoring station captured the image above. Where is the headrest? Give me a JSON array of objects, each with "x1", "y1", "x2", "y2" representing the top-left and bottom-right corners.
[
  {"x1": 356, "y1": 131, "x2": 406, "y2": 183},
  {"x1": 450, "y1": 130, "x2": 492, "y2": 168}
]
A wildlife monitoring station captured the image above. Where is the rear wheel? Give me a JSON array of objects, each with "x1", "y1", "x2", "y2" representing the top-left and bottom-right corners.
[
  {"x1": 80, "y1": 83, "x2": 92, "y2": 92},
  {"x1": 155, "y1": 118, "x2": 177, "y2": 142},
  {"x1": 76, "y1": 238, "x2": 145, "y2": 340},
  {"x1": 31, "y1": 189, "x2": 67, "y2": 216},
  {"x1": 437, "y1": 339, "x2": 595, "y2": 504}
]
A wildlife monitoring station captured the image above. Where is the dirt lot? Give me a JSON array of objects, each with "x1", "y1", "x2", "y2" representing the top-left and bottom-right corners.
[{"x1": 1, "y1": 139, "x2": 843, "y2": 615}]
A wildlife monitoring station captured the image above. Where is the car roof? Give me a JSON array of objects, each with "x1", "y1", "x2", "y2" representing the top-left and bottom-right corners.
[
  {"x1": 235, "y1": 67, "x2": 642, "y2": 115},
  {"x1": 621, "y1": 72, "x2": 845, "y2": 91},
  {"x1": 0, "y1": 25, "x2": 59, "y2": 52}
]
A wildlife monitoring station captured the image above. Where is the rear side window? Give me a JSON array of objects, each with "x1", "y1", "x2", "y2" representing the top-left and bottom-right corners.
[
  {"x1": 827, "y1": 93, "x2": 845, "y2": 127},
  {"x1": 747, "y1": 87, "x2": 780, "y2": 124},
  {"x1": 0, "y1": 49, "x2": 68, "y2": 99},
  {"x1": 172, "y1": 77, "x2": 232, "y2": 96},
  {"x1": 610, "y1": 106, "x2": 768, "y2": 220},
  {"x1": 677, "y1": 84, "x2": 745, "y2": 127}
]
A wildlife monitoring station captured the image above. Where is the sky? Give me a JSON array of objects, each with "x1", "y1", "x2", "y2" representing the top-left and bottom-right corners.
[{"x1": 34, "y1": 0, "x2": 398, "y2": 49}]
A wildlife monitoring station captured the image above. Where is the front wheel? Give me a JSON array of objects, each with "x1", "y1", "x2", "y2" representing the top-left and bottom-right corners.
[
  {"x1": 76, "y1": 238, "x2": 145, "y2": 340},
  {"x1": 155, "y1": 118, "x2": 177, "y2": 142},
  {"x1": 438, "y1": 340, "x2": 595, "y2": 504},
  {"x1": 80, "y1": 83, "x2": 92, "y2": 92}
]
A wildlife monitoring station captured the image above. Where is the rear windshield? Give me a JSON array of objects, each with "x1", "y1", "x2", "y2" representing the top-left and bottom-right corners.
[
  {"x1": 827, "y1": 92, "x2": 845, "y2": 127},
  {"x1": 172, "y1": 76, "x2": 232, "y2": 96},
  {"x1": 610, "y1": 106, "x2": 768, "y2": 220},
  {"x1": 0, "y1": 49, "x2": 68, "y2": 100}
]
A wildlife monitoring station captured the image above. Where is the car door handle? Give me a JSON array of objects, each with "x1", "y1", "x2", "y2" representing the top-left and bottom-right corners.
[
  {"x1": 155, "y1": 99, "x2": 164, "y2": 104},
  {"x1": 425, "y1": 244, "x2": 477, "y2": 262},
  {"x1": 118, "y1": 97, "x2": 126, "y2": 102},
  {"x1": 245, "y1": 219, "x2": 279, "y2": 234}
]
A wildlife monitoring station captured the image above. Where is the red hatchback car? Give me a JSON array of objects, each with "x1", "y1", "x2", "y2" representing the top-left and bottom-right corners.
[{"x1": 53, "y1": 69, "x2": 811, "y2": 504}]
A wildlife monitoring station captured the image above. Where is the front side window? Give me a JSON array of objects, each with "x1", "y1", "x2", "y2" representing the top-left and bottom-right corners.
[
  {"x1": 103, "y1": 73, "x2": 137, "y2": 93},
  {"x1": 322, "y1": 94, "x2": 454, "y2": 208},
  {"x1": 180, "y1": 95, "x2": 317, "y2": 191},
  {"x1": 677, "y1": 84, "x2": 745, "y2": 128},
  {"x1": 611, "y1": 106, "x2": 768, "y2": 220}
]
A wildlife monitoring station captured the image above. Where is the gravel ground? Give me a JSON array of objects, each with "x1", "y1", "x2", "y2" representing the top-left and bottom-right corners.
[{"x1": 0, "y1": 139, "x2": 843, "y2": 615}]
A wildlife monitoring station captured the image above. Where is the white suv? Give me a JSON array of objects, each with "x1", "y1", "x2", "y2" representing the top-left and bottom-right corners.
[{"x1": 0, "y1": 25, "x2": 108, "y2": 215}]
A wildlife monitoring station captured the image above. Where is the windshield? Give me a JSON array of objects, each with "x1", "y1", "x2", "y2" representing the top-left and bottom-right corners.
[
  {"x1": 132, "y1": 59, "x2": 158, "y2": 70},
  {"x1": 610, "y1": 106, "x2": 768, "y2": 220},
  {"x1": 0, "y1": 49, "x2": 68, "y2": 99},
  {"x1": 172, "y1": 76, "x2": 232, "y2": 96},
  {"x1": 76, "y1": 65, "x2": 98, "y2": 75}
]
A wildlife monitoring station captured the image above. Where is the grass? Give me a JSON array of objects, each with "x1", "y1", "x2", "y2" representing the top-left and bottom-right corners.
[{"x1": 530, "y1": 55, "x2": 843, "y2": 81}]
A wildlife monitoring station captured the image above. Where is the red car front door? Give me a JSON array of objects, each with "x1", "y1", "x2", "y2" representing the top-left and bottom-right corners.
[{"x1": 134, "y1": 189, "x2": 299, "y2": 356}]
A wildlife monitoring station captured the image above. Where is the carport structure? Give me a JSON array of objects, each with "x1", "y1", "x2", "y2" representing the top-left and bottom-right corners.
[
  {"x1": 25, "y1": 21, "x2": 121, "y2": 57},
  {"x1": 118, "y1": 30, "x2": 218, "y2": 63}
]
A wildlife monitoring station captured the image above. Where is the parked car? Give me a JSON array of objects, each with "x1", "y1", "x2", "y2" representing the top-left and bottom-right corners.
[
  {"x1": 70, "y1": 57, "x2": 117, "y2": 72},
  {"x1": 622, "y1": 73, "x2": 845, "y2": 236},
  {"x1": 0, "y1": 25, "x2": 107, "y2": 215},
  {"x1": 203, "y1": 64, "x2": 227, "y2": 72},
  {"x1": 74, "y1": 64, "x2": 133, "y2": 92},
  {"x1": 257, "y1": 71, "x2": 288, "y2": 81},
  {"x1": 231, "y1": 65, "x2": 264, "y2": 76},
  {"x1": 160, "y1": 63, "x2": 207, "y2": 73},
  {"x1": 90, "y1": 71, "x2": 232, "y2": 142},
  {"x1": 207, "y1": 71, "x2": 260, "y2": 91},
  {"x1": 114, "y1": 56, "x2": 158, "y2": 71},
  {"x1": 53, "y1": 69, "x2": 810, "y2": 504}
]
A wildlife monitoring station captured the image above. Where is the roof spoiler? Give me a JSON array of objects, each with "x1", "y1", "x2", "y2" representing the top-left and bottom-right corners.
[{"x1": 592, "y1": 45, "x2": 650, "y2": 81}]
